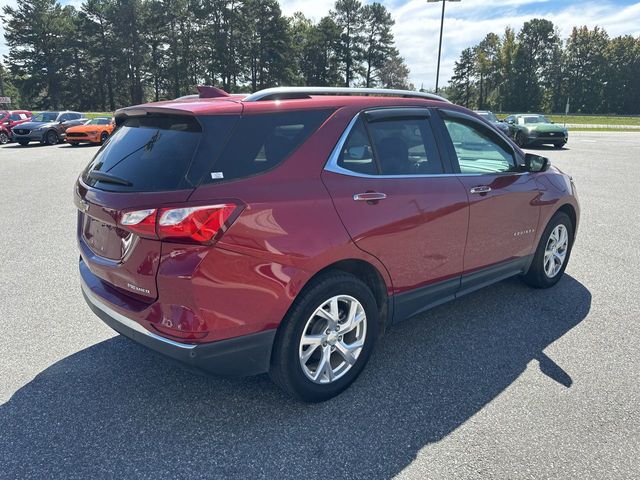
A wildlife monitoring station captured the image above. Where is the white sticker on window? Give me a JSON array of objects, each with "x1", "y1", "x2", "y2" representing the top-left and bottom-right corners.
[{"x1": 210, "y1": 172, "x2": 224, "y2": 179}]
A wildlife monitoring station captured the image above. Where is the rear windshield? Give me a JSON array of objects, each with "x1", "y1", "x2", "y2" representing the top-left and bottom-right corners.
[
  {"x1": 82, "y1": 115, "x2": 203, "y2": 192},
  {"x1": 81, "y1": 109, "x2": 332, "y2": 192},
  {"x1": 202, "y1": 109, "x2": 333, "y2": 184}
]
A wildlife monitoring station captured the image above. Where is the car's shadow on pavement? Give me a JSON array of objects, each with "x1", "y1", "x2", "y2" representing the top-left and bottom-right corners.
[
  {"x1": 0, "y1": 275, "x2": 591, "y2": 479},
  {"x1": 526, "y1": 145, "x2": 569, "y2": 151},
  {"x1": 61, "y1": 144, "x2": 100, "y2": 148},
  {"x1": 1, "y1": 143, "x2": 50, "y2": 148}
]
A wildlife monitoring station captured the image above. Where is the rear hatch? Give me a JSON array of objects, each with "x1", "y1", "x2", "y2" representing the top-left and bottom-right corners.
[{"x1": 76, "y1": 107, "x2": 241, "y2": 302}]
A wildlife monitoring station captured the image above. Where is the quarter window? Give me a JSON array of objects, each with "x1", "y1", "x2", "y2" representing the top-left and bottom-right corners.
[
  {"x1": 443, "y1": 118, "x2": 517, "y2": 174},
  {"x1": 338, "y1": 118, "x2": 376, "y2": 175}
]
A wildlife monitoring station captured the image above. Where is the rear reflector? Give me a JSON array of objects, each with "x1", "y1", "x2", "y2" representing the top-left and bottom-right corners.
[{"x1": 118, "y1": 203, "x2": 240, "y2": 244}]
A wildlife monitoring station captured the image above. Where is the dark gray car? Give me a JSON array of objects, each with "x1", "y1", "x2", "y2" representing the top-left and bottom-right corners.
[
  {"x1": 474, "y1": 110, "x2": 510, "y2": 136},
  {"x1": 12, "y1": 111, "x2": 86, "y2": 146}
]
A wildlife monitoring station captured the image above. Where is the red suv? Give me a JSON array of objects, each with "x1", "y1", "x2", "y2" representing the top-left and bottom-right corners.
[
  {"x1": 76, "y1": 87, "x2": 579, "y2": 401},
  {"x1": 0, "y1": 109, "x2": 32, "y2": 143}
]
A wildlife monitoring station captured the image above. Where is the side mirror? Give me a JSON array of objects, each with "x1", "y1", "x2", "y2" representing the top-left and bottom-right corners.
[{"x1": 524, "y1": 153, "x2": 550, "y2": 173}]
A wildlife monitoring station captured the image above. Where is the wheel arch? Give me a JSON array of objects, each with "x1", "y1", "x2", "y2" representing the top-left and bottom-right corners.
[
  {"x1": 291, "y1": 258, "x2": 391, "y2": 335},
  {"x1": 556, "y1": 203, "x2": 577, "y2": 239}
]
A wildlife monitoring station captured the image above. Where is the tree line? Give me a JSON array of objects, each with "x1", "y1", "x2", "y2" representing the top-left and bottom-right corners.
[
  {"x1": 0, "y1": 0, "x2": 412, "y2": 111},
  {"x1": 445, "y1": 19, "x2": 640, "y2": 115}
]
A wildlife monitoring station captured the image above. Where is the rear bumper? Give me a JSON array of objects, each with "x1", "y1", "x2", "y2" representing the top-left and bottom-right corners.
[{"x1": 81, "y1": 278, "x2": 276, "y2": 377}]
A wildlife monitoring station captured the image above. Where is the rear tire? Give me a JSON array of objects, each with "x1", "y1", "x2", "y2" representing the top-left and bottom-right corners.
[
  {"x1": 522, "y1": 211, "x2": 573, "y2": 288},
  {"x1": 554, "y1": 143, "x2": 563, "y2": 149},
  {"x1": 269, "y1": 271, "x2": 379, "y2": 402},
  {"x1": 45, "y1": 130, "x2": 58, "y2": 145}
]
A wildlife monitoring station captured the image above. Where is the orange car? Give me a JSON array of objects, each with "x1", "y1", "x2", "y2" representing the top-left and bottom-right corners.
[{"x1": 66, "y1": 117, "x2": 115, "y2": 145}]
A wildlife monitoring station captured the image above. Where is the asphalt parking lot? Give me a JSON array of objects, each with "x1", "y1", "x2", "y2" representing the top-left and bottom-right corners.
[{"x1": 1, "y1": 132, "x2": 639, "y2": 479}]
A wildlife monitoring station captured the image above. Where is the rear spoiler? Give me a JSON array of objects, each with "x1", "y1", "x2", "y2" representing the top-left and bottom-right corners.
[{"x1": 113, "y1": 106, "x2": 198, "y2": 125}]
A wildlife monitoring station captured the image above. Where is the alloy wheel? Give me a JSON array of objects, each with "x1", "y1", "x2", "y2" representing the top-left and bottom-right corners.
[
  {"x1": 544, "y1": 224, "x2": 569, "y2": 278},
  {"x1": 298, "y1": 295, "x2": 367, "y2": 384},
  {"x1": 0, "y1": 132, "x2": 8, "y2": 144}
]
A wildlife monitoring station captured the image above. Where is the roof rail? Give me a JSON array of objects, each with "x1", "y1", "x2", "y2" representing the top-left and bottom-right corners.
[{"x1": 243, "y1": 87, "x2": 451, "y2": 103}]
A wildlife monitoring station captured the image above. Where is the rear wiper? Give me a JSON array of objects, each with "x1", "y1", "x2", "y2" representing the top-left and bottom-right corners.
[{"x1": 87, "y1": 170, "x2": 133, "y2": 186}]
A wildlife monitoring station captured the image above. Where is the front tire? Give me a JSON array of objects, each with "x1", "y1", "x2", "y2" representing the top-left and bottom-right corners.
[
  {"x1": 100, "y1": 132, "x2": 109, "y2": 144},
  {"x1": 17, "y1": 140, "x2": 29, "y2": 146},
  {"x1": 0, "y1": 132, "x2": 9, "y2": 144},
  {"x1": 522, "y1": 211, "x2": 573, "y2": 288},
  {"x1": 515, "y1": 131, "x2": 527, "y2": 148},
  {"x1": 269, "y1": 272, "x2": 380, "y2": 402}
]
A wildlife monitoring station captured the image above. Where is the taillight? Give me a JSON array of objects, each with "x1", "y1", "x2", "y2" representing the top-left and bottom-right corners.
[
  {"x1": 157, "y1": 204, "x2": 237, "y2": 243},
  {"x1": 118, "y1": 203, "x2": 240, "y2": 244}
]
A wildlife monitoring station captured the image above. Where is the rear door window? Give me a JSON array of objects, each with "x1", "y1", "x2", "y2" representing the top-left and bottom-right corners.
[
  {"x1": 368, "y1": 118, "x2": 444, "y2": 175},
  {"x1": 203, "y1": 109, "x2": 332, "y2": 184},
  {"x1": 82, "y1": 115, "x2": 204, "y2": 192},
  {"x1": 336, "y1": 114, "x2": 445, "y2": 176}
]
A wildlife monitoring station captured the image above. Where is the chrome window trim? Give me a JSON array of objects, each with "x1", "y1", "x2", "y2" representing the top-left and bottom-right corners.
[{"x1": 323, "y1": 110, "x2": 528, "y2": 179}]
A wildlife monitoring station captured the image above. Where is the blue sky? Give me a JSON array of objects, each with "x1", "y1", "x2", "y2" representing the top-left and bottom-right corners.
[{"x1": 2, "y1": 0, "x2": 639, "y2": 89}]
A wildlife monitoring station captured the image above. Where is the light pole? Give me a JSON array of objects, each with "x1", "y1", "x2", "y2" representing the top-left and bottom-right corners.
[{"x1": 427, "y1": 0, "x2": 461, "y2": 93}]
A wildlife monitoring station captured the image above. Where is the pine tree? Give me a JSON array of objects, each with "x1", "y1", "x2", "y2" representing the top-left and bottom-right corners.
[
  {"x1": 332, "y1": 0, "x2": 364, "y2": 87},
  {"x1": 449, "y1": 48, "x2": 475, "y2": 107},
  {"x1": 361, "y1": 3, "x2": 395, "y2": 88}
]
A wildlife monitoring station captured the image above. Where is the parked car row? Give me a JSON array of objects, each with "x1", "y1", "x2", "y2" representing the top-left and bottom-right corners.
[
  {"x1": 1, "y1": 110, "x2": 115, "y2": 146},
  {"x1": 475, "y1": 110, "x2": 568, "y2": 148}
]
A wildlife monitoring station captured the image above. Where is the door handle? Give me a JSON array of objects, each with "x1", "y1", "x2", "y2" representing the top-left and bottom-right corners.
[
  {"x1": 470, "y1": 186, "x2": 492, "y2": 194},
  {"x1": 353, "y1": 192, "x2": 387, "y2": 202}
]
